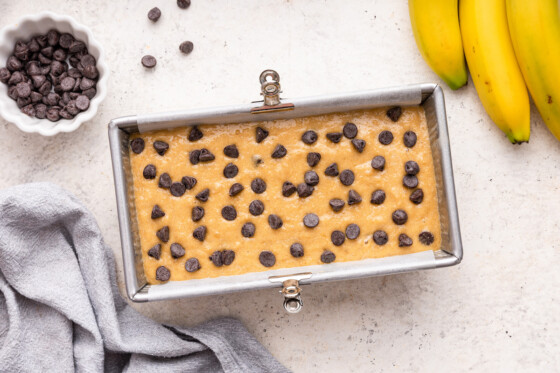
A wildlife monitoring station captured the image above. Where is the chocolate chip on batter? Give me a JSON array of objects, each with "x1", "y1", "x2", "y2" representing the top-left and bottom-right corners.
[
  {"x1": 143, "y1": 164, "x2": 156, "y2": 179},
  {"x1": 345, "y1": 223, "x2": 360, "y2": 240},
  {"x1": 151, "y1": 205, "x2": 165, "y2": 219},
  {"x1": 326, "y1": 132, "x2": 343, "y2": 143},
  {"x1": 351, "y1": 139, "x2": 366, "y2": 153},
  {"x1": 170, "y1": 182, "x2": 186, "y2": 197},
  {"x1": 398, "y1": 234, "x2": 413, "y2": 247},
  {"x1": 370, "y1": 190, "x2": 386, "y2": 205},
  {"x1": 259, "y1": 251, "x2": 276, "y2": 267},
  {"x1": 249, "y1": 200, "x2": 264, "y2": 216},
  {"x1": 307, "y1": 152, "x2": 321, "y2": 167},
  {"x1": 251, "y1": 178, "x2": 267, "y2": 194},
  {"x1": 170, "y1": 243, "x2": 186, "y2": 258},
  {"x1": 304, "y1": 170, "x2": 319, "y2": 186},
  {"x1": 158, "y1": 173, "x2": 172, "y2": 189},
  {"x1": 148, "y1": 244, "x2": 161, "y2": 260},
  {"x1": 321, "y1": 250, "x2": 336, "y2": 263},
  {"x1": 329, "y1": 198, "x2": 345, "y2": 212},
  {"x1": 252, "y1": 155, "x2": 264, "y2": 167},
  {"x1": 198, "y1": 148, "x2": 215, "y2": 162},
  {"x1": 324, "y1": 163, "x2": 339, "y2": 177},
  {"x1": 331, "y1": 230, "x2": 345, "y2": 246},
  {"x1": 188, "y1": 126, "x2": 203, "y2": 141},
  {"x1": 378, "y1": 130, "x2": 394, "y2": 145},
  {"x1": 182, "y1": 176, "x2": 197, "y2": 190},
  {"x1": 156, "y1": 226, "x2": 170, "y2": 242},
  {"x1": 223, "y1": 163, "x2": 239, "y2": 178},
  {"x1": 419, "y1": 231, "x2": 435, "y2": 246},
  {"x1": 403, "y1": 131, "x2": 417, "y2": 148},
  {"x1": 339, "y1": 169, "x2": 355, "y2": 186},
  {"x1": 153, "y1": 140, "x2": 169, "y2": 156},
  {"x1": 392, "y1": 210, "x2": 408, "y2": 225},
  {"x1": 386, "y1": 106, "x2": 403, "y2": 122},
  {"x1": 185, "y1": 258, "x2": 201, "y2": 272},
  {"x1": 282, "y1": 181, "x2": 297, "y2": 197},
  {"x1": 189, "y1": 149, "x2": 201, "y2": 165},
  {"x1": 348, "y1": 190, "x2": 362, "y2": 205},
  {"x1": 409, "y1": 189, "x2": 424, "y2": 204},
  {"x1": 148, "y1": 7, "x2": 161, "y2": 22},
  {"x1": 373, "y1": 230, "x2": 389, "y2": 245},
  {"x1": 155, "y1": 266, "x2": 170, "y2": 281},
  {"x1": 271, "y1": 144, "x2": 287, "y2": 158},
  {"x1": 192, "y1": 206, "x2": 205, "y2": 222},
  {"x1": 193, "y1": 226, "x2": 207, "y2": 241},
  {"x1": 221, "y1": 250, "x2": 235, "y2": 265},
  {"x1": 403, "y1": 175, "x2": 419, "y2": 189},
  {"x1": 268, "y1": 214, "x2": 283, "y2": 229},
  {"x1": 302, "y1": 130, "x2": 318, "y2": 144},
  {"x1": 303, "y1": 213, "x2": 319, "y2": 228},
  {"x1": 195, "y1": 188, "x2": 210, "y2": 202},
  {"x1": 290, "y1": 243, "x2": 304, "y2": 258},
  {"x1": 405, "y1": 161, "x2": 420, "y2": 175},
  {"x1": 223, "y1": 144, "x2": 239, "y2": 158},
  {"x1": 241, "y1": 222, "x2": 256, "y2": 238},
  {"x1": 221, "y1": 205, "x2": 237, "y2": 221},
  {"x1": 229, "y1": 183, "x2": 244, "y2": 196},
  {"x1": 342, "y1": 122, "x2": 358, "y2": 139},
  {"x1": 130, "y1": 138, "x2": 145, "y2": 154},
  {"x1": 209, "y1": 251, "x2": 223, "y2": 267},
  {"x1": 256, "y1": 127, "x2": 269, "y2": 143},
  {"x1": 297, "y1": 183, "x2": 314, "y2": 198}
]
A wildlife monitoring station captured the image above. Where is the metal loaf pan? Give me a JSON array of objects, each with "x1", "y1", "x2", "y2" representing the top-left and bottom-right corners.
[{"x1": 108, "y1": 73, "x2": 463, "y2": 312}]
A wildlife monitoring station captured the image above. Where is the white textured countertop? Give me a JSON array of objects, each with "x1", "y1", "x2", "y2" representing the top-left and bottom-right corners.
[{"x1": 1, "y1": 1, "x2": 559, "y2": 371}]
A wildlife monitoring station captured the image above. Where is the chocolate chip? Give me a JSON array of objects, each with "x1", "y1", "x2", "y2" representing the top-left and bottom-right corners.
[
  {"x1": 170, "y1": 243, "x2": 186, "y2": 258},
  {"x1": 351, "y1": 139, "x2": 366, "y2": 153},
  {"x1": 14, "y1": 41, "x2": 29, "y2": 60},
  {"x1": 45, "y1": 92, "x2": 60, "y2": 106},
  {"x1": 0, "y1": 68, "x2": 10, "y2": 83},
  {"x1": 170, "y1": 182, "x2": 186, "y2": 197},
  {"x1": 36, "y1": 35, "x2": 48, "y2": 48},
  {"x1": 141, "y1": 55, "x2": 157, "y2": 68},
  {"x1": 209, "y1": 251, "x2": 223, "y2": 267},
  {"x1": 29, "y1": 38, "x2": 41, "y2": 53},
  {"x1": 321, "y1": 250, "x2": 336, "y2": 263},
  {"x1": 182, "y1": 176, "x2": 197, "y2": 190},
  {"x1": 331, "y1": 230, "x2": 345, "y2": 246},
  {"x1": 60, "y1": 76, "x2": 75, "y2": 91},
  {"x1": 348, "y1": 190, "x2": 362, "y2": 205},
  {"x1": 34, "y1": 104, "x2": 47, "y2": 119},
  {"x1": 192, "y1": 206, "x2": 204, "y2": 222},
  {"x1": 82, "y1": 87, "x2": 96, "y2": 99},
  {"x1": 324, "y1": 163, "x2": 339, "y2": 177},
  {"x1": 249, "y1": 200, "x2": 264, "y2": 216},
  {"x1": 392, "y1": 210, "x2": 408, "y2": 225},
  {"x1": 75, "y1": 95, "x2": 90, "y2": 111},
  {"x1": 148, "y1": 244, "x2": 161, "y2": 259},
  {"x1": 185, "y1": 258, "x2": 201, "y2": 272},
  {"x1": 53, "y1": 48, "x2": 67, "y2": 62},
  {"x1": 195, "y1": 188, "x2": 210, "y2": 202},
  {"x1": 156, "y1": 226, "x2": 170, "y2": 242},
  {"x1": 304, "y1": 170, "x2": 319, "y2": 186},
  {"x1": 27, "y1": 62, "x2": 42, "y2": 76},
  {"x1": 158, "y1": 173, "x2": 172, "y2": 189},
  {"x1": 38, "y1": 53, "x2": 52, "y2": 65},
  {"x1": 259, "y1": 251, "x2": 276, "y2": 267},
  {"x1": 189, "y1": 149, "x2": 201, "y2": 165},
  {"x1": 223, "y1": 144, "x2": 239, "y2": 158},
  {"x1": 329, "y1": 198, "x2": 345, "y2": 212},
  {"x1": 252, "y1": 155, "x2": 264, "y2": 167},
  {"x1": 290, "y1": 243, "x2": 304, "y2": 258},
  {"x1": 410, "y1": 189, "x2": 424, "y2": 204},
  {"x1": 379, "y1": 130, "x2": 394, "y2": 145},
  {"x1": 399, "y1": 234, "x2": 413, "y2": 247},
  {"x1": 8, "y1": 71, "x2": 24, "y2": 85},
  {"x1": 229, "y1": 183, "x2": 244, "y2": 196},
  {"x1": 223, "y1": 163, "x2": 239, "y2": 178},
  {"x1": 271, "y1": 144, "x2": 287, "y2": 158},
  {"x1": 188, "y1": 126, "x2": 203, "y2": 141},
  {"x1": 8, "y1": 86, "x2": 18, "y2": 100},
  {"x1": 41, "y1": 46, "x2": 54, "y2": 58},
  {"x1": 419, "y1": 231, "x2": 435, "y2": 245},
  {"x1": 403, "y1": 175, "x2": 419, "y2": 189},
  {"x1": 6, "y1": 56, "x2": 22, "y2": 71},
  {"x1": 343, "y1": 122, "x2": 358, "y2": 139},
  {"x1": 16, "y1": 82, "x2": 31, "y2": 98},
  {"x1": 256, "y1": 127, "x2": 268, "y2": 143},
  {"x1": 130, "y1": 138, "x2": 145, "y2": 154},
  {"x1": 251, "y1": 178, "x2": 267, "y2": 194},
  {"x1": 69, "y1": 40, "x2": 86, "y2": 54},
  {"x1": 151, "y1": 205, "x2": 165, "y2": 219},
  {"x1": 38, "y1": 81, "x2": 52, "y2": 96},
  {"x1": 155, "y1": 266, "x2": 170, "y2": 281},
  {"x1": 297, "y1": 183, "x2": 314, "y2": 198},
  {"x1": 198, "y1": 148, "x2": 215, "y2": 162},
  {"x1": 370, "y1": 190, "x2": 386, "y2": 205},
  {"x1": 339, "y1": 169, "x2": 355, "y2": 186},
  {"x1": 345, "y1": 224, "x2": 360, "y2": 240},
  {"x1": 51, "y1": 60, "x2": 65, "y2": 76},
  {"x1": 179, "y1": 41, "x2": 194, "y2": 54},
  {"x1": 59, "y1": 33, "x2": 74, "y2": 49},
  {"x1": 59, "y1": 109, "x2": 74, "y2": 120},
  {"x1": 403, "y1": 131, "x2": 418, "y2": 148},
  {"x1": 22, "y1": 104, "x2": 36, "y2": 117},
  {"x1": 177, "y1": 0, "x2": 191, "y2": 9},
  {"x1": 302, "y1": 130, "x2": 318, "y2": 144},
  {"x1": 30, "y1": 92, "x2": 42, "y2": 104},
  {"x1": 387, "y1": 106, "x2": 403, "y2": 122},
  {"x1": 148, "y1": 7, "x2": 162, "y2": 22},
  {"x1": 241, "y1": 222, "x2": 255, "y2": 237},
  {"x1": 46, "y1": 107, "x2": 60, "y2": 121},
  {"x1": 47, "y1": 30, "x2": 60, "y2": 46},
  {"x1": 307, "y1": 152, "x2": 321, "y2": 167},
  {"x1": 153, "y1": 141, "x2": 169, "y2": 156},
  {"x1": 303, "y1": 213, "x2": 319, "y2": 228},
  {"x1": 405, "y1": 161, "x2": 420, "y2": 175},
  {"x1": 221, "y1": 250, "x2": 235, "y2": 265},
  {"x1": 268, "y1": 214, "x2": 283, "y2": 229},
  {"x1": 282, "y1": 181, "x2": 296, "y2": 197},
  {"x1": 326, "y1": 132, "x2": 343, "y2": 143},
  {"x1": 193, "y1": 226, "x2": 207, "y2": 241},
  {"x1": 82, "y1": 65, "x2": 98, "y2": 79},
  {"x1": 221, "y1": 205, "x2": 237, "y2": 221},
  {"x1": 17, "y1": 96, "x2": 31, "y2": 109},
  {"x1": 373, "y1": 230, "x2": 388, "y2": 245}
]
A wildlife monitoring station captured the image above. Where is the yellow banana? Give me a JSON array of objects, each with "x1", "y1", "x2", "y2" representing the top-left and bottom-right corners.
[
  {"x1": 506, "y1": 0, "x2": 560, "y2": 142},
  {"x1": 409, "y1": 0, "x2": 467, "y2": 90},
  {"x1": 459, "y1": 0, "x2": 530, "y2": 143}
]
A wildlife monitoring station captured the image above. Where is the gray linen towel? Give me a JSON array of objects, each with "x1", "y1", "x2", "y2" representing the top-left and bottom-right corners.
[{"x1": 0, "y1": 182, "x2": 290, "y2": 373}]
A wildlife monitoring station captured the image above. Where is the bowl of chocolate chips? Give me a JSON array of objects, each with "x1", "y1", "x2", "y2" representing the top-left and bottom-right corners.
[{"x1": 0, "y1": 12, "x2": 108, "y2": 136}]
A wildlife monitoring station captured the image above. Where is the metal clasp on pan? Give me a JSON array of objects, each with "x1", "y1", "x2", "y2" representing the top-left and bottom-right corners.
[
  {"x1": 251, "y1": 69, "x2": 295, "y2": 114},
  {"x1": 269, "y1": 272, "x2": 312, "y2": 313}
]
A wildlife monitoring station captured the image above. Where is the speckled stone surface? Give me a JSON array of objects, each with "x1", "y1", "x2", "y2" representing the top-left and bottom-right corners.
[{"x1": 1, "y1": 1, "x2": 559, "y2": 371}]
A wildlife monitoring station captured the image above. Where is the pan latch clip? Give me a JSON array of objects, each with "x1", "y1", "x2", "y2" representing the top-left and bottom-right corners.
[
  {"x1": 269, "y1": 272, "x2": 312, "y2": 313},
  {"x1": 251, "y1": 69, "x2": 295, "y2": 114}
]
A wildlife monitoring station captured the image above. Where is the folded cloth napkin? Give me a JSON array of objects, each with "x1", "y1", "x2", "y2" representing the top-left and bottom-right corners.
[{"x1": 0, "y1": 183, "x2": 290, "y2": 373}]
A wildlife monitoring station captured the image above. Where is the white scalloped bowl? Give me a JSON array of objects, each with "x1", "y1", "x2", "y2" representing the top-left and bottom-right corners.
[{"x1": 0, "y1": 12, "x2": 108, "y2": 136}]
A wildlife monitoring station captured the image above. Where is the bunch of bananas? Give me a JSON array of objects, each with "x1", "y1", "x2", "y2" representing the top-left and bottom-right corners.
[{"x1": 409, "y1": 0, "x2": 560, "y2": 144}]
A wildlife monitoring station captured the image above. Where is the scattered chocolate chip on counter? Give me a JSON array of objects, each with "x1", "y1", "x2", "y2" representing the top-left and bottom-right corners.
[
  {"x1": 398, "y1": 234, "x2": 413, "y2": 247},
  {"x1": 179, "y1": 41, "x2": 194, "y2": 55},
  {"x1": 193, "y1": 226, "x2": 207, "y2": 241},
  {"x1": 324, "y1": 163, "x2": 339, "y2": 177},
  {"x1": 290, "y1": 243, "x2": 304, "y2": 258},
  {"x1": 348, "y1": 190, "x2": 362, "y2": 205},
  {"x1": 185, "y1": 258, "x2": 201, "y2": 272},
  {"x1": 195, "y1": 188, "x2": 209, "y2": 202},
  {"x1": 229, "y1": 183, "x2": 244, "y2": 196},
  {"x1": 259, "y1": 251, "x2": 276, "y2": 267},
  {"x1": 223, "y1": 144, "x2": 239, "y2": 158},
  {"x1": 282, "y1": 181, "x2": 297, "y2": 197},
  {"x1": 188, "y1": 126, "x2": 203, "y2": 141},
  {"x1": 148, "y1": 244, "x2": 162, "y2": 259},
  {"x1": 326, "y1": 132, "x2": 343, "y2": 143},
  {"x1": 419, "y1": 231, "x2": 434, "y2": 245},
  {"x1": 409, "y1": 188, "x2": 424, "y2": 204},
  {"x1": 148, "y1": 7, "x2": 162, "y2": 22},
  {"x1": 321, "y1": 250, "x2": 336, "y2": 263},
  {"x1": 155, "y1": 266, "x2": 171, "y2": 281},
  {"x1": 405, "y1": 161, "x2": 420, "y2": 175},
  {"x1": 307, "y1": 152, "x2": 321, "y2": 167},
  {"x1": 370, "y1": 189, "x2": 386, "y2": 205},
  {"x1": 249, "y1": 200, "x2": 264, "y2": 216},
  {"x1": 191, "y1": 206, "x2": 205, "y2": 222},
  {"x1": 221, "y1": 205, "x2": 237, "y2": 221},
  {"x1": 378, "y1": 130, "x2": 394, "y2": 145},
  {"x1": 303, "y1": 213, "x2": 319, "y2": 228},
  {"x1": 153, "y1": 140, "x2": 169, "y2": 156},
  {"x1": 158, "y1": 173, "x2": 172, "y2": 189},
  {"x1": 156, "y1": 226, "x2": 170, "y2": 242},
  {"x1": 302, "y1": 130, "x2": 318, "y2": 144},
  {"x1": 130, "y1": 138, "x2": 145, "y2": 154},
  {"x1": 339, "y1": 169, "x2": 355, "y2": 186},
  {"x1": 345, "y1": 223, "x2": 360, "y2": 240},
  {"x1": 268, "y1": 214, "x2": 283, "y2": 229},
  {"x1": 241, "y1": 222, "x2": 256, "y2": 238},
  {"x1": 351, "y1": 139, "x2": 366, "y2": 153},
  {"x1": 170, "y1": 243, "x2": 186, "y2": 258},
  {"x1": 304, "y1": 170, "x2": 319, "y2": 186},
  {"x1": 151, "y1": 205, "x2": 165, "y2": 219},
  {"x1": 343, "y1": 122, "x2": 358, "y2": 139},
  {"x1": 373, "y1": 230, "x2": 389, "y2": 245},
  {"x1": 329, "y1": 198, "x2": 345, "y2": 212},
  {"x1": 143, "y1": 164, "x2": 157, "y2": 179},
  {"x1": 256, "y1": 127, "x2": 269, "y2": 143},
  {"x1": 392, "y1": 210, "x2": 408, "y2": 225},
  {"x1": 177, "y1": 0, "x2": 191, "y2": 9},
  {"x1": 141, "y1": 55, "x2": 157, "y2": 68},
  {"x1": 403, "y1": 131, "x2": 417, "y2": 148},
  {"x1": 223, "y1": 163, "x2": 239, "y2": 178},
  {"x1": 403, "y1": 175, "x2": 419, "y2": 189},
  {"x1": 271, "y1": 144, "x2": 287, "y2": 158},
  {"x1": 386, "y1": 106, "x2": 403, "y2": 122},
  {"x1": 297, "y1": 183, "x2": 314, "y2": 198},
  {"x1": 251, "y1": 178, "x2": 267, "y2": 194}
]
